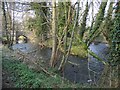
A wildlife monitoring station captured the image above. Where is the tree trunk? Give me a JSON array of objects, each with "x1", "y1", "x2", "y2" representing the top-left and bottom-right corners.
[
  {"x1": 86, "y1": 1, "x2": 108, "y2": 46},
  {"x1": 102, "y1": 2, "x2": 113, "y2": 45},
  {"x1": 2, "y1": 2, "x2": 10, "y2": 47},
  {"x1": 58, "y1": 2, "x2": 79, "y2": 71},
  {"x1": 50, "y1": 0, "x2": 57, "y2": 67},
  {"x1": 79, "y1": 1, "x2": 89, "y2": 41},
  {"x1": 11, "y1": 2, "x2": 15, "y2": 46},
  {"x1": 58, "y1": 2, "x2": 71, "y2": 71}
]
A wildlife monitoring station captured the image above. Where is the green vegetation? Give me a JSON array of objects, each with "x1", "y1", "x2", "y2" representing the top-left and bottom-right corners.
[
  {"x1": 2, "y1": 46, "x2": 91, "y2": 88},
  {"x1": 79, "y1": 1, "x2": 89, "y2": 40},
  {"x1": 2, "y1": 1, "x2": 120, "y2": 88},
  {"x1": 86, "y1": 1, "x2": 108, "y2": 46},
  {"x1": 27, "y1": 2, "x2": 48, "y2": 41},
  {"x1": 71, "y1": 45, "x2": 87, "y2": 58},
  {"x1": 45, "y1": 39, "x2": 87, "y2": 58},
  {"x1": 110, "y1": 2, "x2": 120, "y2": 66}
]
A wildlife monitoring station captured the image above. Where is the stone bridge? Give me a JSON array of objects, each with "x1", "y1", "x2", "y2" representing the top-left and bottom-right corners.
[{"x1": 15, "y1": 31, "x2": 28, "y2": 43}]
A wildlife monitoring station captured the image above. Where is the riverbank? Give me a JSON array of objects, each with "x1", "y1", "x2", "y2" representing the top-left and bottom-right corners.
[
  {"x1": 11, "y1": 40, "x2": 109, "y2": 84},
  {"x1": 44, "y1": 39, "x2": 87, "y2": 58},
  {"x1": 2, "y1": 46, "x2": 94, "y2": 88}
]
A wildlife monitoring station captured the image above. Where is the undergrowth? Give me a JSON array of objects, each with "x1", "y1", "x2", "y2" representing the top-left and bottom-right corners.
[
  {"x1": 45, "y1": 39, "x2": 87, "y2": 58},
  {"x1": 2, "y1": 46, "x2": 91, "y2": 88}
]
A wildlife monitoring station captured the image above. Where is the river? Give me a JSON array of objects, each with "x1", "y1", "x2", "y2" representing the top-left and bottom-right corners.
[{"x1": 12, "y1": 42, "x2": 109, "y2": 84}]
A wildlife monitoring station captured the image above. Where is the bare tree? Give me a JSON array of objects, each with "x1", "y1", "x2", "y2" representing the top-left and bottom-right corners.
[
  {"x1": 11, "y1": 2, "x2": 15, "y2": 46},
  {"x1": 2, "y1": 2, "x2": 10, "y2": 47}
]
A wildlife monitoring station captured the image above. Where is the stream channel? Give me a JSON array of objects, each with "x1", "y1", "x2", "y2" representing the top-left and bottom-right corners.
[{"x1": 12, "y1": 42, "x2": 109, "y2": 84}]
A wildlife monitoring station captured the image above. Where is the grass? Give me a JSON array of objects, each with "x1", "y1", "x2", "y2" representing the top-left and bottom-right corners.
[
  {"x1": 2, "y1": 46, "x2": 91, "y2": 88},
  {"x1": 71, "y1": 45, "x2": 87, "y2": 58},
  {"x1": 45, "y1": 39, "x2": 87, "y2": 58},
  {"x1": 44, "y1": 38, "x2": 52, "y2": 48}
]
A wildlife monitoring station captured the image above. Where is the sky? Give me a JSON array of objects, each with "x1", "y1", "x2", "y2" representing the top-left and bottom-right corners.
[
  {"x1": 5, "y1": 0, "x2": 117, "y2": 27},
  {"x1": 13, "y1": 0, "x2": 100, "y2": 23}
]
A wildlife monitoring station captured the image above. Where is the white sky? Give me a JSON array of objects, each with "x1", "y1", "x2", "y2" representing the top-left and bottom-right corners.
[
  {"x1": 7, "y1": 0, "x2": 117, "y2": 26},
  {"x1": 14, "y1": 0, "x2": 100, "y2": 23}
]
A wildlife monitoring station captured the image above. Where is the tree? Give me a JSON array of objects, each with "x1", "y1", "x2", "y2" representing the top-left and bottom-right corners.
[
  {"x1": 99, "y1": 2, "x2": 120, "y2": 88},
  {"x1": 109, "y1": 1, "x2": 120, "y2": 87},
  {"x1": 58, "y1": 1, "x2": 79, "y2": 71},
  {"x1": 2, "y1": 2, "x2": 10, "y2": 47},
  {"x1": 86, "y1": 1, "x2": 108, "y2": 46},
  {"x1": 50, "y1": 0, "x2": 57, "y2": 67},
  {"x1": 79, "y1": 1, "x2": 89, "y2": 41},
  {"x1": 30, "y1": 2, "x2": 49, "y2": 43},
  {"x1": 11, "y1": 2, "x2": 15, "y2": 46},
  {"x1": 102, "y1": 2, "x2": 113, "y2": 44},
  {"x1": 58, "y1": 1, "x2": 72, "y2": 70},
  {"x1": 2, "y1": 2, "x2": 16, "y2": 48}
]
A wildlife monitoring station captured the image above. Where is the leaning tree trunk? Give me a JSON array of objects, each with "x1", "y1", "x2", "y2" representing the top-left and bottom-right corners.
[
  {"x1": 86, "y1": 1, "x2": 108, "y2": 46},
  {"x1": 50, "y1": 0, "x2": 57, "y2": 67},
  {"x1": 58, "y1": 2, "x2": 71, "y2": 71},
  {"x1": 58, "y1": 1, "x2": 79, "y2": 71},
  {"x1": 102, "y1": 2, "x2": 113, "y2": 45}
]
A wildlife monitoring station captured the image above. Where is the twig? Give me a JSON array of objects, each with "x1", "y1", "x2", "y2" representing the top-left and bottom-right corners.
[
  {"x1": 88, "y1": 68, "x2": 100, "y2": 74},
  {"x1": 68, "y1": 61, "x2": 80, "y2": 66}
]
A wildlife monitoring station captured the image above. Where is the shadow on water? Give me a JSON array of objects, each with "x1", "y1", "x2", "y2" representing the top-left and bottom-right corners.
[{"x1": 12, "y1": 42, "x2": 109, "y2": 84}]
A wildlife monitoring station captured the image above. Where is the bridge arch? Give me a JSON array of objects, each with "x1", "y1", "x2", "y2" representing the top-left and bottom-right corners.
[{"x1": 16, "y1": 31, "x2": 28, "y2": 43}]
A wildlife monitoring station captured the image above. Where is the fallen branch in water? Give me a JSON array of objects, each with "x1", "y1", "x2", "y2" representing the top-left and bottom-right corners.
[
  {"x1": 88, "y1": 49, "x2": 108, "y2": 65},
  {"x1": 68, "y1": 61, "x2": 80, "y2": 66}
]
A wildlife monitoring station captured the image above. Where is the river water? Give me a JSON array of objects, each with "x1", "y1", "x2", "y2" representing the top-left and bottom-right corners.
[{"x1": 12, "y1": 42, "x2": 109, "y2": 84}]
